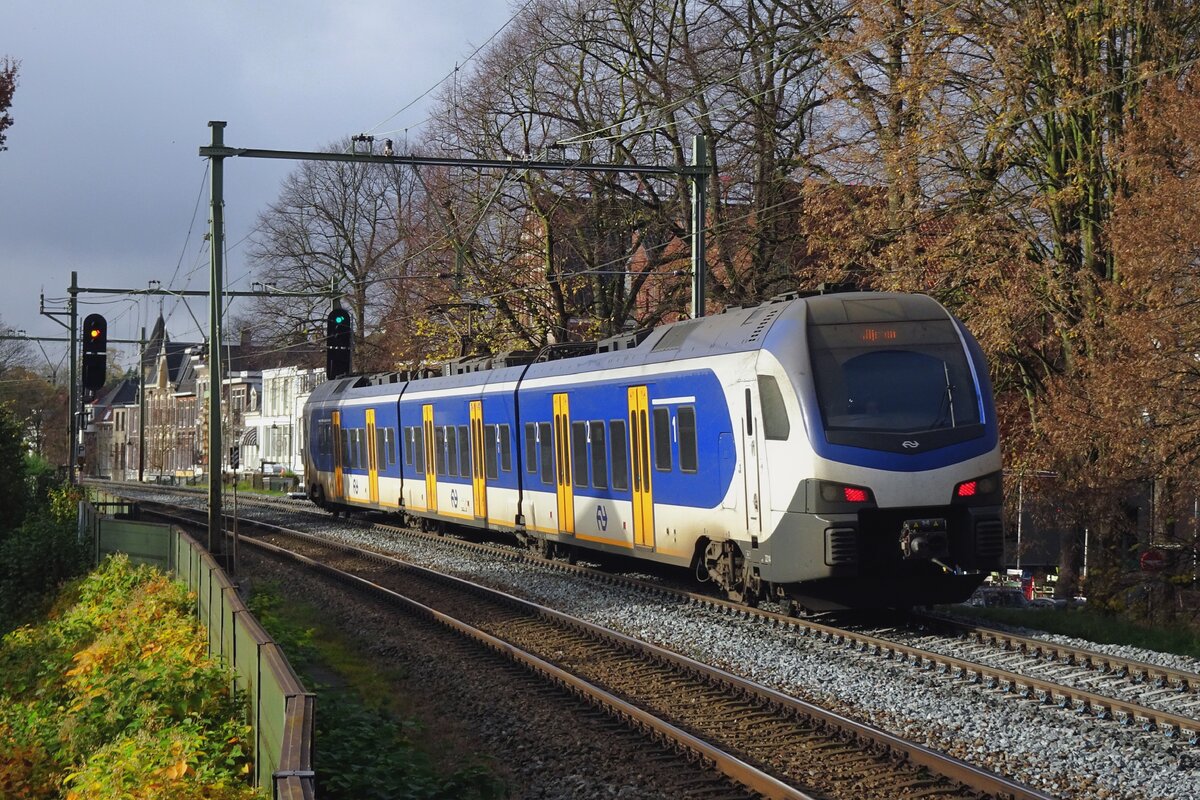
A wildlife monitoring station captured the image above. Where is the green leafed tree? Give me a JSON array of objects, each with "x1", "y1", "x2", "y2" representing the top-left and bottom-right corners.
[{"x1": 0, "y1": 405, "x2": 28, "y2": 538}]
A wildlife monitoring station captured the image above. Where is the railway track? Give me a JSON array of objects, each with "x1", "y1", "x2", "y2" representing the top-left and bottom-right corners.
[
  {"x1": 144, "y1": 499, "x2": 1046, "y2": 800},
  {"x1": 97, "y1": 483, "x2": 1200, "y2": 759}
]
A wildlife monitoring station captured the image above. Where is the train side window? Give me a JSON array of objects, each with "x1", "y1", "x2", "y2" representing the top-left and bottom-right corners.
[
  {"x1": 318, "y1": 420, "x2": 329, "y2": 455},
  {"x1": 524, "y1": 422, "x2": 537, "y2": 473},
  {"x1": 386, "y1": 428, "x2": 397, "y2": 465},
  {"x1": 678, "y1": 406, "x2": 698, "y2": 473},
  {"x1": 758, "y1": 375, "x2": 791, "y2": 440},
  {"x1": 589, "y1": 421, "x2": 607, "y2": 489},
  {"x1": 484, "y1": 425, "x2": 499, "y2": 480},
  {"x1": 446, "y1": 426, "x2": 459, "y2": 477},
  {"x1": 538, "y1": 421, "x2": 554, "y2": 485},
  {"x1": 405, "y1": 427, "x2": 414, "y2": 466},
  {"x1": 341, "y1": 430, "x2": 351, "y2": 468},
  {"x1": 499, "y1": 424, "x2": 512, "y2": 472},
  {"x1": 357, "y1": 429, "x2": 366, "y2": 470},
  {"x1": 376, "y1": 430, "x2": 387, "y2": 470},
  {"x1": 653, "y1": 407, "x2": 672, "y2": 471},
  {"x1": 414, "y1": 426, "x2": 426, "y2": 475},
  {"x1": 609, "y1": 420, "x2": 628, "y2": 491},
  {"x1": 435, "y1": 427, "x2": 447, "y2": 476},
  {"x1": 457, "y1": 424, "x2": 470, "y2": 477},
  {"x1": 571, "y1": 421, "x2": 588, "y2": 487}
]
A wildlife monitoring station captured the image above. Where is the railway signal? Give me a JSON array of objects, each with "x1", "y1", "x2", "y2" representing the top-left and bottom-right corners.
[
  {"x1": 81, "y1": 313, "x2": 107, "y2": 391},
  {"x1": 326, "y1": 307, "x2": 352, "y2": 378}
]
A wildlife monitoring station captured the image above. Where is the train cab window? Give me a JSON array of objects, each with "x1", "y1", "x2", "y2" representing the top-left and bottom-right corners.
[
  {"x1": 524, "y1": 422, "x2": 537, "y2": 473},
  {"x1": 538, "y1": 422, "x2": 554, "y2": 485},
  {"x1": 678, "y1": 406, "x2": 698, "y2": 473},
  {"x1": 414, "y1": 426, "x2": 426, "y2": 475},
  {"x1": 652, "y1": 407, "x2": 672, "y2": 471},
  {"x1": 571, "y1": 421, "x2": 588, "y2": 487},
  {"x1": 435, "y1": 427, "x2": 448, "y2": 476},
  {"x1": 484, "y1": 425, "x2": 499, "y2": 480},
  {"x1": 457, "y1": 424, "x2": 471, "y2": 477},
  {"x1": 589, "y1": 421, "x2": 607, "y2": 489},
  {"x1": 758, "y1": 376, "x2": 790, "y2": 440},
  {"x1": 499, "y1": 424, "x2": 512, "y2": 472},
  {"x1": 609, "y1": 420, "x2": 629, "y2": 491}
]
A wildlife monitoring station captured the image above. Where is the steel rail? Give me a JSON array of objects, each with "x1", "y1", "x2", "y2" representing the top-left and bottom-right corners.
[
  {"x1": 114, "y1": 482, "x2": 1200, "y2": 747},
  {"x1": 915, "y1": 611, "x2": 1200, "y2": 692},
  {"x1": 146, "y1": 500, "x2": 1050, "y2": 800}
]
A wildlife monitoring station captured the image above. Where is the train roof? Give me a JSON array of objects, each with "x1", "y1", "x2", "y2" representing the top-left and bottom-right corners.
[{"x1": 308, "y1": 290, "x2": 949, "y2": 401}]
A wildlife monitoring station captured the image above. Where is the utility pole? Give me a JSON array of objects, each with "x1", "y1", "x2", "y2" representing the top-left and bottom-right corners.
[
  {"x1": 69, "y1": 271, "x2": 79, "y2": 481},
  {"x1": 138, "y1": 326, "x2": 146, "y2": 482},
  {"x1": 207, "y1": 121, "x2": 227, "y2": 557},
  {"x1": 691, "y1": 135, "x2": 708, "y2": 319}
]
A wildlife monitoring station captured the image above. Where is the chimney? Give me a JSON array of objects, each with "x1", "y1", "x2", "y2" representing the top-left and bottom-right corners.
[{"x1": 240, "y1": 329, "x2": 251, "y2": 348}]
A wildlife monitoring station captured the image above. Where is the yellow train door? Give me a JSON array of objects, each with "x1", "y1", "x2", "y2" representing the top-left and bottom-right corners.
[
  {"x1": 628, "y1": 386, "x2": 654, "y2": 549},
  {"x1": 366, "y1": 408, "x2": 379, "y2": 505},
  {"x1": 331, "y1": 411, "x2": 344, "y2": 501},
  {"x1": 422, "y1": 404, "x2": 437, "y2": 513},
  {"x1": 553, "y1": 393, "x2": 574, "y2": 535},
  {"x1": 469, "y1": 400, "x2": 487, "y2": 523}
]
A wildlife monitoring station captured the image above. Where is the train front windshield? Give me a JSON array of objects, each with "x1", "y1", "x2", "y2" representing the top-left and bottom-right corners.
[{"x1": 808, "y1": 318, "x2": 981, "y2": 437}]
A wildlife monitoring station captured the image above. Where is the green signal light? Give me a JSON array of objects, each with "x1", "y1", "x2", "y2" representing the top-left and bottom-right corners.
[{"x1": 333, "y1": 313, "x2": 347, "y2": 324}]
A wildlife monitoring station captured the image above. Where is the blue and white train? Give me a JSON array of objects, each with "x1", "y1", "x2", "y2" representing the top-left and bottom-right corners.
[{"x1": 302, "y1": 291, "x2": 1004, "y2": 610}]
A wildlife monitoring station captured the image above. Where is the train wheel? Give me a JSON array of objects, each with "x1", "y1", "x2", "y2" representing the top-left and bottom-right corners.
[{"x1": 531, "y1": 536, "x2": 553, "y2": 559}]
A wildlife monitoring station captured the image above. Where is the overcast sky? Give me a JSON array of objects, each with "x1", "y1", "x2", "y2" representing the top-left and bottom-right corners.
[{"x1": 1, "y1": 0, "x2": 516, "y2": 372}]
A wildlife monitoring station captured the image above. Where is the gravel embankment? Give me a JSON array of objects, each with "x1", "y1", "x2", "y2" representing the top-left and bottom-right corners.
[{"x1": 123, "y1": 489, "x2": 1199, "y2": 799}]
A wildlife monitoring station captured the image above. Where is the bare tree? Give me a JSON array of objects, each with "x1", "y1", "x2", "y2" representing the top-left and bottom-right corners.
[{"x1": 246, "y1": 139, "x2": 412, "y2": 371}]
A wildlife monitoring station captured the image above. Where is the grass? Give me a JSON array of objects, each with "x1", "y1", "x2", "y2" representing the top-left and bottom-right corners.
[
  {"x1": 247, "y1": 580, "x2": 506, "y2": 800},
  {"x1": 945, "y1": 605, "x2": 1200, "y2": 660}
]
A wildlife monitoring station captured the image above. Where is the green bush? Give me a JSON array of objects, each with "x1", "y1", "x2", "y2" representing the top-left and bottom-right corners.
[
  {"x1": 0, "y1": 508, "x2": 89, "y2": 632},
  {"x1": 0, "y1": 556, "x2": 261, "y2": 799}
]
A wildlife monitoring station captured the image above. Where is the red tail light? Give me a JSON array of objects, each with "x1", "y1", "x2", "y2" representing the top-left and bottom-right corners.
[
  {"x1": 956, "y1": 480, "x2": 977, "y2": 498},
  {"x1": 844, "y1": 487, "x2": 869, "y2": 503}
]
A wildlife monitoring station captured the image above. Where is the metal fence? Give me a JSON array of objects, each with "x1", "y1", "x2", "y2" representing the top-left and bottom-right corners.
[{"x1": 86, "y1": 495, "x2": 315, "y2": 799}]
